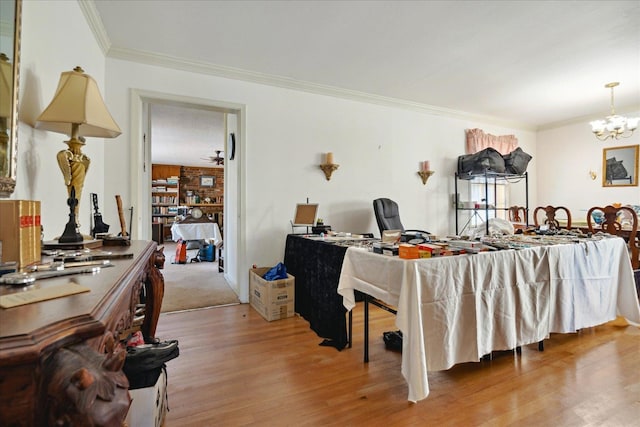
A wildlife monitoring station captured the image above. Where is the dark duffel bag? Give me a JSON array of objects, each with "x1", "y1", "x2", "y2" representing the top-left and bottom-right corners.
[
  {"x1": 503, "y1": 147, "x2": 532, "y2": 175},
  {"x1": 123, "y1": 340, "x2": 179, "y2": 389},
  {"x1": 383, "y1": 330, "x2": 403, "y2": 352},
  {"x1": 457, "y1": 147, "x2": 505, "y2": 177}
]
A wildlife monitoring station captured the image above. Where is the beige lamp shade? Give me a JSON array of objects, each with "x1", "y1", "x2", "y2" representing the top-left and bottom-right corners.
[
  {"x1": 0, "y1": 54, "x2": 12, "y2": 119},
  {"x1": 36, "y1": 66, "x2": 121, "y2": 138}
]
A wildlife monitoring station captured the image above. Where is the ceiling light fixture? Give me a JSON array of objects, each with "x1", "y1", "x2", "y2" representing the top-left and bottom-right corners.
[
  {"x1": 590, "y1": 82, "x2": 639, "y2": 141},
  {"x1": 202, "y1": 150, "x2": 224, "y2": 165}
]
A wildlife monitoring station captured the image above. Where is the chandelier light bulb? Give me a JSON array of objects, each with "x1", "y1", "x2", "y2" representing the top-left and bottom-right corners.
[{"x1": 590, "y1": 82, "x2": 639, "y2": 141}]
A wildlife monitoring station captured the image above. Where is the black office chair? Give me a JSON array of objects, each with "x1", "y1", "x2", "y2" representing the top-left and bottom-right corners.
[
  {"x1": 364, "y1": 198, "x2": 431, "y2": 362},
  {"x1": 373, "y1": 198, "x2": 430, "y2": 240}
]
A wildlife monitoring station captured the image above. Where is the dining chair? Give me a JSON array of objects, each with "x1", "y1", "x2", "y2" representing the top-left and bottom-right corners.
[
  {"x1": 508, "y1": 206, "x2": 527, "y2": 223},
  {"x1": 533, "y1": 205, "x2": 572, "y2": 230},
  {"x1": 587, "y1": 205, "x2": 639, "y2": 269}
]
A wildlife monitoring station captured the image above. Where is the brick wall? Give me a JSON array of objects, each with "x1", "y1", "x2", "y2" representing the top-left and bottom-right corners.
[
  {"x1": 152, "y1": 164, "x2": 225, "y2": 230},
  {"x1": 180, "y1": 166, "x2": 224, "y2": 206}
]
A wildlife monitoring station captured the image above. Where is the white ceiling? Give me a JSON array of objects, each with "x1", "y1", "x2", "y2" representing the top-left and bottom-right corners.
[
  {"x1": 149, "y1": 104, "x2": 225, "y2": 168},
  {"x1": 89, "y1": 0, "x2": 640, "y2": 165}
]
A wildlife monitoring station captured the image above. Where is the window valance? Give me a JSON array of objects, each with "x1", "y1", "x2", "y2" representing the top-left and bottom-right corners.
[{"x1": 465, "y1": 128, "x2": 518, "y2": 155}]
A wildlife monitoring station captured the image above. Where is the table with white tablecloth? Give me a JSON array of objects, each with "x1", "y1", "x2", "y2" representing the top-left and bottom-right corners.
[
  {"x1": 170, "y1": 221, "x2": 222, "y2": 247},
  {"x1": 337, "y1": 236, "x2": 640, "y2": 403}
]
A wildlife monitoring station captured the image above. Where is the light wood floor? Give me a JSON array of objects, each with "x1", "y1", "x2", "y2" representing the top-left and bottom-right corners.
[{"x1": 156, "y1": 303, "x2": 640, "y2": 426}]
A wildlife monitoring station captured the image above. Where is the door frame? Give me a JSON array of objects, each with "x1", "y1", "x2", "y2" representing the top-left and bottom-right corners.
[{"x1": 130, "y1": 89, "x2": 248, "y2": 301}]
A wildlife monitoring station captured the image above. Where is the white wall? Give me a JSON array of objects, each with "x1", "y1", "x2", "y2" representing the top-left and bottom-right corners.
[
  {"x1": 104, "y1": 58, "x2": 537, "y2": 301},
  {"x1": 13, "y1": 0, "x2": 108, "y2": 241},
  {"x1": 537, "y1": 119, "x2": 640, "y2": 223},
  {"x1": 13, "y1": 0, "x2": 543, "y2": 303}
]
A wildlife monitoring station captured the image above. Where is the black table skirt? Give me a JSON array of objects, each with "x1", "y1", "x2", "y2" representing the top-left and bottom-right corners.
[{"x1": 283, "y1": 234, "x2": 349, "y2": 349}]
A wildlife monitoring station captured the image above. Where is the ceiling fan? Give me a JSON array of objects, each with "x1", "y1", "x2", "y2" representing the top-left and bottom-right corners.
[{"x1": 202, "y1": 150, "x2": 224, "y2": 165}]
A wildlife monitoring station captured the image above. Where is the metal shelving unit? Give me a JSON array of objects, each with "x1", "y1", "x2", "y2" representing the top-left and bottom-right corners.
[{"x1": 454, "y1": 171, "x2": 528, "y2": 235}]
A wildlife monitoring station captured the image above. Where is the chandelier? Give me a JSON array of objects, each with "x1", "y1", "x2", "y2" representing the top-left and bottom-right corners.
[{"x1": 589, "y1": 82, "x2": 639, "y2": 141}]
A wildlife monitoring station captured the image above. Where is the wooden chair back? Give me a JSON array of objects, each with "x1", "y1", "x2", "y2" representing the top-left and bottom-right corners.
[
  {"x1": 508, "y1": 206, "x2": 527, "y2": 224},
  {"x1": 533, "y1": 205, "x2": 572, "y2": 230},
  {"x1": 587, "y1": 205, "x2": 639, "y2": 269}
]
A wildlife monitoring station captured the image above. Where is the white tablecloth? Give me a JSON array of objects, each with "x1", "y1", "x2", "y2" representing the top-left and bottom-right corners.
[
  {"x1": 170, "y1": 222, "x2": 222, "y2": 246},
  {"x1": 337, "y1": 236, "x2": 640, "y2": 403}
]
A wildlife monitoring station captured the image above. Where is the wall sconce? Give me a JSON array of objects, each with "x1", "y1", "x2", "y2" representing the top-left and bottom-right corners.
[
  {"x1": 36, "y1": 66, "x2": 121, "y2": 242},
  {"x1": 319, "y1": 152, "x2": 339, "y2": 181},
  {"x1": 418, "y1": 160, "x2": 434, "y2": 185},
  {"x1": 589, "y1": 170, "x2": 597, "y2": 180}
]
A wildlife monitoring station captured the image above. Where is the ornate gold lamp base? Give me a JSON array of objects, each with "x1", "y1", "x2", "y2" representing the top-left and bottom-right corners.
[
  {"x1": 417, "y1": 170, "x2": 435, "y2": 185},
  {"x1": 320, "y1": 163, "x2": 339, "y2": 181}
]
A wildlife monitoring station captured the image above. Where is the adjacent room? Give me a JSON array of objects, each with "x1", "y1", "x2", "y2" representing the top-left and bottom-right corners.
[
  {"x1": 148, "y1": 103, "x2": 239, "y2": 312},
  {"x1": 1, "y1": 1, "x2": 639, "y2": 426}
]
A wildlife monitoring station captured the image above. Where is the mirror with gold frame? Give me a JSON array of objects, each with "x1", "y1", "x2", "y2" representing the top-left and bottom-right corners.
[
  {"x1": 602, "y1": 144, "x2": 639, "y2": 187},
  {"x1": 0, "y1": 0, "x2": 21, "y2": 197}
]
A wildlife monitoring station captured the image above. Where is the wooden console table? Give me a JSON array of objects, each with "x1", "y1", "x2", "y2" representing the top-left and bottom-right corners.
[{"x1": 0, "y1": 240, "x2": 165, "y2": 426}]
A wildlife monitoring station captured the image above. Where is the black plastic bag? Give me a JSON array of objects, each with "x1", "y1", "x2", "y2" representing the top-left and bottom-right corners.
[
  {"x1": 123, "y1": 339, "x2": 179, "y2": 389},
  {"x1": 383, "y1": 330, "x2": 403, "y2": 352},
  {"x1": 263, "y1": 262, "x2": 288, "y2": 280},
  {"x1": 503, "y1": 147, "x2": 532, "y2": 175},
  {"x1": 457, "y1": 147, "x2": 505, "y2": 177}
]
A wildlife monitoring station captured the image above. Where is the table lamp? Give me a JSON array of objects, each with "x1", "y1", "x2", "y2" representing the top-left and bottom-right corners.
[{"x1": 36, "y1": 66, "x2": 121, "y2": 242}]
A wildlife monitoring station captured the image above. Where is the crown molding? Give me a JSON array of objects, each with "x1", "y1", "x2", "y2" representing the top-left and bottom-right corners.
[
  {"x1": 107, "y1": 46, "x2": 535, "y2": 131},
  {"x1": 78, "y1": 0, "x2": 111, "y2": 55},
  {"x1": 538, "y1": 105, "x2": 640, "y2": 132},
  {"x1": 81, "y1": 0, "x2": 533, "y2": 132}
]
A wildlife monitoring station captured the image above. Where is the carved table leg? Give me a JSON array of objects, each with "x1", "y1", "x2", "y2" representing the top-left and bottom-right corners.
[{"x1": 141, "y1": 248, "x2": 165, "y2": 341}]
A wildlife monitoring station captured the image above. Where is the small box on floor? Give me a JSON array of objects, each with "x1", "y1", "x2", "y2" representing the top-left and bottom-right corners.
[
  {"x1": 125, "y1": 367, "x2": 167, "y2": 427},
  {"x1": 249, "y1": 267, "x2": 295, "y2": 321},
  {"x1": 123, "y1": 337, "x2": 179, "y2": 427}
]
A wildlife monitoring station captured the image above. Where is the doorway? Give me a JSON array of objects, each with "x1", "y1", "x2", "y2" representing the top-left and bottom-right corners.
[
  {"x1": 149, "y1": 103, "x2": 226, "y2": 240},
  {"x1": 130, "y1": 90, "x2": 246, "y2": 302}
]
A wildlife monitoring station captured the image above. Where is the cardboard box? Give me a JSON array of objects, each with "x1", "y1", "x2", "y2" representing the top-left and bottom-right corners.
[
  {"x1": 0, "y1": 200, "x2": 41, "y2": 268},
  {"x1": 398, "y1": 244, "x2": 419, "y2": 259},
  {"x1": 418, "y1": 249, "x2": 433, "y2": 259},
  {"x1": 417, "y1": 243, "x2": 442, "y2": 256},
  {"x1": 372, "y1": 242, "x2": 399, "y2": 256},
  {"x1": 249, "y1": 267, "x2": 295, "y2": 321},
  {"x1": 125, "y1": 367, "x2": 167, "y2": 427},
  {"x1": 447, "y1": 239, "x2": 483, "y2": 249}
]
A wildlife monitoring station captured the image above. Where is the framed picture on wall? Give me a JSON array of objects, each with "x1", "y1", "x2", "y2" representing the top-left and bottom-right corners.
[
  {"x1": 200, "y1": 175, "x2": 215, "y2": 187},
  {"x1": 602, "y1": 144, "x2": 639, "y2": 187}
]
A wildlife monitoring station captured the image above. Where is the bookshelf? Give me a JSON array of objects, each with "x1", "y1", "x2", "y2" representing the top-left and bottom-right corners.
[{"x1": 151, "y1": 165, "x2": 181, "y2": 242}]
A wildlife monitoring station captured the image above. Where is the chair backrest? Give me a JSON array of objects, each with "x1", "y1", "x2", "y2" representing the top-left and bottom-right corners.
[
  {"x1": 373, "y1": 198, "x2": 405, "y2": 235},
  {"x1": 587, "y1": 205, "x2": 639, "y2": 269},
  {"x1": 533, "y1": 205, "x2": 572, "y2": 230},
  {"x1": 508, "y1": 206, "x2": 527, "y2": 223}
]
